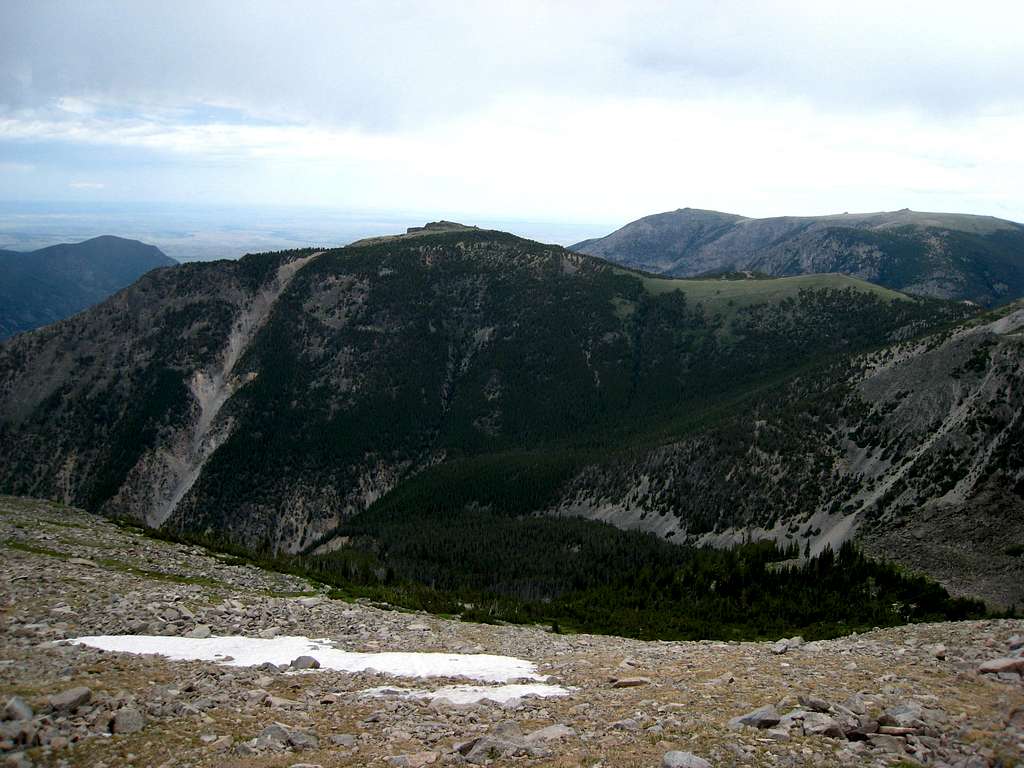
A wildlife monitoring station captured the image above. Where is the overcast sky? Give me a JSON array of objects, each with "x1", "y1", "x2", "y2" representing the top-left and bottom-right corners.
[{"x1": 1, "y1": 0, "x2": 1022, "y2": 228}]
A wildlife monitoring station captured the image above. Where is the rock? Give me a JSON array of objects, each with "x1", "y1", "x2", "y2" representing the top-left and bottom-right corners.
[
  {"x1": 254, "y1": 723, "x2": 291, "y2": 749},
  {"x1": 289, "y1": 765, "x2": 324, "y2": 768},
  {"x1": 771, "y1": 636, "x2": 804, "y2": 654},
  {"x1": 288, "y1": 729, "x2": 319, "y2": 751},
  {"x1": 797, "y1": 694, "x2": 832, "y2": 713},
  {"x1": 801, "y1": 711, "x2": 845, "y2": 738},
  {"x1": 978, "y1": 657, "x2": 1024, "y2": 674},
  {"x1": 846, "y1": 718, "x2": 880, "y2": 741},
  {"x1": 387, "y1": 752, "x2": 439, "y2": 767},
  {"x1": 111, "y1": 707, "x2": 145, "y2": 734},
  {"x1": 1008, "y1": 634, "x2": 1024, "y2": 651},
  {"x1": 525, "y1": 724, "x2": 575, "y2": 743},
  {"x1": 878, "y1": 725, "x2": 917, "y2": 736},
  {"x1": 662, "y1": 751, "x2": 712, "y2": 768},
  {"x1": 611, "y1": 676, "x2": 650, "y2": 688},
  {"x1": 730, "y1": 705, "x2": 781, "y2": 729},
  {"x1": 457, "y1": 721, "x2": 533, "y2": 764},
  {"x1": 2, "y1": 697, "x2": 33, "y2": 722},
  {"x1": 331, "y1": 733, "x2": 357, "y2": 747},
  {"x1": 67, "y1": 557, "x2": 98, "y2": 567},
  {"x1": 187, "y1": 624, "x2": 212, "y2": 639},
  {"x1": 48, "y1": 686, "x2": 91, "y2": 713},
  {"x1": 289, "y1": 655, "x2": 321, "y2": 670},
  {"x1": 406, "y1": 621, "x2": 431, "y2": 631},
  {"x1": 928, "y1": 643, "x2": 947, "y2": 660},
  {"x1": 880, "y1": 702, "x2": 926, "y2": 728},
  {"x1": 867, "y1": 733, "x2": 907, "y2": 753},
  {"x1": 258, "y1": 626, "x2": 281, "y2": 639},
  {"x1": 608, "y1": 718, "x2": 641, "y2": 731}
]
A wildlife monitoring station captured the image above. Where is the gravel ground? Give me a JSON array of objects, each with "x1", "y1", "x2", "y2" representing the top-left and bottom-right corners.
[{"x1": 1, "y1": 496, "x2": 1022, "y2": 768}]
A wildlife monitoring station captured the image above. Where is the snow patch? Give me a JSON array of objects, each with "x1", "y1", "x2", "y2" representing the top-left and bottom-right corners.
[
  {"x1": 70, "y1": 635, "x2": 544, "y2": 683},
  {"x1": 361, "y1": 683, "x2": 572, "y2": 705}
]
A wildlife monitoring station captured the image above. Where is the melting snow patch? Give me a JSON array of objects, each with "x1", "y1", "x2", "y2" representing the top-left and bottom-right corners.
[
  {"x1": 71, "y1": 635, "x2": 544, "y2": 683},
  {"x1": 361, "y1": 683, "x2": 573, "y2": 705}
]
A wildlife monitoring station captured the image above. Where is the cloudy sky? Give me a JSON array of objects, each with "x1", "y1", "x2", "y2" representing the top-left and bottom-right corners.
[{"x1": 1, "y1": 0, "x2": 1023, "y2": 228}]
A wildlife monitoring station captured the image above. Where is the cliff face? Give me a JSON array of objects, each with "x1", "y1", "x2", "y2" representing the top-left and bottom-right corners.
[{"x1": 572, "y1": 208, "x2": 1024, "y2": 306}]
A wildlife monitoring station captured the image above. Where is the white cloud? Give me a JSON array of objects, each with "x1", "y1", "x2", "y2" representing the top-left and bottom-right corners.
[
  {"x1": 67, "y1": 181, "x2": 106, "y2": 190},
  {"x1": 0, "y1": 1, "x2": 1022, "y2": 223}
]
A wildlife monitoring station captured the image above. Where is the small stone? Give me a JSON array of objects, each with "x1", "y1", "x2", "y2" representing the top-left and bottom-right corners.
[
  {"x1": 928, "y1": 643, "x2": 947, "y2": 660},
  {"x1": 49, "y1": 686, "x2": 91, "y2": 713},
  {"x1": 2, "y1": 697, "x2": 33, "y2": 722},
  {"x1": 662, "y1": 751, "x2": 712, "y2": 768},
  {"x1": 798, "y1": 694, "x2": 832, "y2": 713},
  {"x1": 731, "y1": 704, "x2": 781, "y2": 729},
  {"x1": 111, "y1": 707, "x2": 145, "y2": 734},
  {"x1": 867, "y1": 733, "x2": 907, "y2": 753},
  {"x1": 187, "y1": 624, "x2": 212, "y2": 639},
  {"x1": 387, "y1": 752, "x2": 438, "y2": 767},
  {"x1": 525, "y1": 724, "x2": 575, "y2": 743},
  {"x1": 289, "y1": 655, "x2": 320, "y2": 670},
  {"x1": 608, "y1": 718, "x2": 641, "y2": 731},
  {"x1": 611, "y1": 676, "x2": 650, "y2": 688}
]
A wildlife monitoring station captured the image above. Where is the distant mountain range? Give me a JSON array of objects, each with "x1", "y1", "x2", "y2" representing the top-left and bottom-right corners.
[
  {"x1": 0, "y1": 235, "x2": 176, "y2": 339},
  {"x1": 2, "y1": 223, "x2": 1020, "y2": 606},
  {"x1": 571, "y1": 208, "x2": 1024, "y2": 306}
]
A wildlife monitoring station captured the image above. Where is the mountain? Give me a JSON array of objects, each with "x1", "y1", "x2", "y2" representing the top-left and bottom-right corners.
[
  {"x1": 0, "y1": 235, "x2": 176, "y2": 339},
  {"x1": 2, "y1": 224, "x2": 1019, "y2": 610},
  {"x1": 571, "y1": 208, "x2": 1024, "y2": 306}
]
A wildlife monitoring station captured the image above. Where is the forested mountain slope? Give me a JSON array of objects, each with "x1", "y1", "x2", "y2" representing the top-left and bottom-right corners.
[
  {"x1": 0, "y1": 235, "x2": 176, "y2": 339},
  {"x1": 572, "y1": 208, "x2": 1024, "y2": 306},
  {"x1": 2, "y1": 224, "x2": 1017, "y2": 608}
]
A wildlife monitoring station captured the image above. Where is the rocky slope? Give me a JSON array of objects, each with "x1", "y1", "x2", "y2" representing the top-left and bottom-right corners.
[
  {"x1": 0, "y1": 226, "x2": 966, "y2": 560},
  {"x1": 571, "y1": 208, "x2": 1024, "y2": 305},
  {"x1": 0, "y1": 236, "x2": 176, "y2": 339},
  {"x1": 552, "y1": 304, "x2": 1024, "y2": 608},
  {"x1": 2, "y1": 497, "x2": 1022, "y2": 768}
]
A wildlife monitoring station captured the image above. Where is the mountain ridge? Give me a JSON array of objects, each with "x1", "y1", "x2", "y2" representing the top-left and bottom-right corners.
[
  {"x1": 571, "y1": 207, "x2": 1024, "y2": 306},
  {"x1": 4, "y1": 224, "x2": 1014, "y2": 609}
]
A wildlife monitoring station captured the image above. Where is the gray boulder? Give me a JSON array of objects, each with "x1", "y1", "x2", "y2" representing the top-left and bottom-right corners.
[
  {"x1": 111, "y1": 707, "x2": 145, "y2": 734},
  {"x1": 662, "y1": 751, "x2": 712, "y2": 768},
  {"x1": 730, "y1": 704, "x2": 781, "y2": 729},
  {"x1": 48, "y1": 686, "x2": 91, "y2": 713}
]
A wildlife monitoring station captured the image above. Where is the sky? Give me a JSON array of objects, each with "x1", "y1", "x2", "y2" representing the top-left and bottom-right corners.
[{"x1": 1, "y1": 0, "x2": 1023, "y2": 234}]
